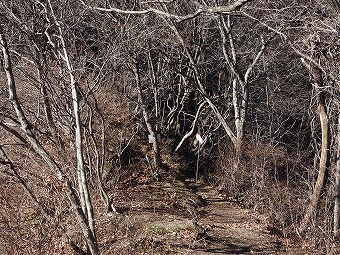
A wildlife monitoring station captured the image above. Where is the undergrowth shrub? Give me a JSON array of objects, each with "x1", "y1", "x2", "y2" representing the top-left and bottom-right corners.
[{"x1": 209, "y1": 140, "x2": 312, "y2": 237}]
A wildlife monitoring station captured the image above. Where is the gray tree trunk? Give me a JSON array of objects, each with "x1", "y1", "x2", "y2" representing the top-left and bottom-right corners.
[
  {"x1": 132, "y1": 63, "x2": 161, "y2": 168},
  {"x1": 333, "y1": 109, "x2": 340, "y2": 237},
  {"x1": 298, "y1": 60, "x2": 329, "y2": 234},
  {"x1": 35, "y1": 52, "x2": 58, "y2": 140},
  {"x1": 218, "y1": 15, "x2": 266, "y2": 159},
  {"x1": 299, "y1": 97, "x2": 329, "y2": 233},
  {"x1": 44, "y1": 0, "x2": 96, "y2": 243}
]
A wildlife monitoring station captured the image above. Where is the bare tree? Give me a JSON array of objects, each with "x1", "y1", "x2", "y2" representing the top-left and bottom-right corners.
[
  {"x1": 217, "y1": 14, "x2": 269, "y2": 158},
  {"x1": 298, "y1": 59, "x2": 330, "y2": 234},
  {"x1": 131, "y1": 61, "x2": 161, "y2": 168},
  {"x1": 0, "y1": 25, "x2": 99, "y2": 254},
  {"x1": 334, "y1": 110, "x2": 340, "y2": 237}
]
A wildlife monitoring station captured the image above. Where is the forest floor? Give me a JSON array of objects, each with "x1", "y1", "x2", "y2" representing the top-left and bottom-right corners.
[{"x1": 99, "y1": 169, "x2": 322, "y2": 255}]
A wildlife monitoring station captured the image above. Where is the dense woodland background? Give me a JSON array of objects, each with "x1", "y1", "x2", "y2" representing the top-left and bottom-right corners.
[{"x1": 0, "y1": 0, "x2": 339, "y2": 254}]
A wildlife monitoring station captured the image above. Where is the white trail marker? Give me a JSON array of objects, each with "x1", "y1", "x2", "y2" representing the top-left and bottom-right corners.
[
  {"x1": 195, "y1": 133, "x2": 204, "y2": 145},
  {"x1": 195, "y1": 133, "x2": 205, "y2": 181}
]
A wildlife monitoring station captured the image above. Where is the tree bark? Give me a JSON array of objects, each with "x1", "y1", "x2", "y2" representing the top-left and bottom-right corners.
[
  {"x1": 45, "y1": 0, "x2": 96, "y2": 243},
  {"x1": 36, "y1": 52, "x2": 58, "y2": 140},
  {"x1": 132, "y1": 63, "x2": 161, "y2": 168},
  {"x1": 86, "y1": 97, "x2": 117, "y2": 213},
  {"x1": 299, "y1": 94, "x2": 329, "y2": 234},
  {"x1": 333, "y1": 108, "x2": 340, "y2": 237},
  {"x1": 218, "y1": 15, "x2": 267, "y2": 160}
]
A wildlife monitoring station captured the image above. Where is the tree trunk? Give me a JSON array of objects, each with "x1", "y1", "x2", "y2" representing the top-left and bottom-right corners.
[
  {"x1": 132, "y1": 63, "x2": 161, "y2": 168},
  {"x1": 45, "y1": 0, "x2": 97, "y2": 243},
  {"x1": 333, "y1": 108, "x2": 340, "y2": 237},
  {"x1": 35, "y1": 52, "x2": 58, "y2": 140},
  {"x1": 218, "y1": 15, "x2": 265, "y2": 163},
  {"x1": 299, "y1": 95, "x2": 329, "y2": 234},
  {"x1": 86, "y1": 98, "x2": 117, "y2": 213}
]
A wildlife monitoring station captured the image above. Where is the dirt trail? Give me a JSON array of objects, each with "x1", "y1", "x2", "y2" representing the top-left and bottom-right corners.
[
  {"x1": 192, "y1": 184, "x2": 283, "y2": 254},
  {"x1": 108, "y1": 178, "x2": 286, "y2": 255}
]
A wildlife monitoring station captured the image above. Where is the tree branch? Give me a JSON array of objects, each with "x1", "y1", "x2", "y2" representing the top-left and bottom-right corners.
[
  {"x1": 175, "y1": 101, "x2": 207, "y2": 152},
  {"x1": 79, "y1": 0, "x2": 252, "y2": 22}
]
